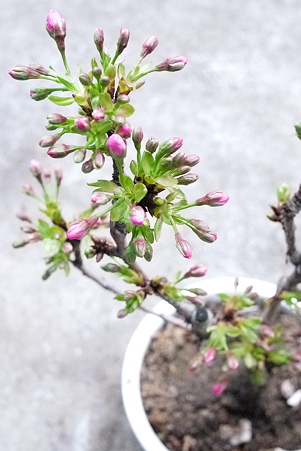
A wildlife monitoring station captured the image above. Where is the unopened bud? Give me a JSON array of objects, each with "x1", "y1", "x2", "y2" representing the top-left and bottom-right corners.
[
  {"x1": 9, "y1": 65, "x2": 40, "y2": 80},
  {"x1": 30, "y1": 88, "x2": 54, "y2": 101},
  {"x1": 195, "y1": 230, "x2": 217, "y2": 243},
  {"x1": 17, "y1": 213, "x2": 31, "y2": 222},
  {"x1": 105, "y1": 65, "x2": 116, "y2": 80},
  {"x1": 213, "y1": 377, "x2": 229, "y2": 395},
  {"x1": 47, "y1": 144, "x2": 76, "y2": 158},
  {"x1": 174, "y1": 165, "x2": 191, "y2": 176},
  {"x1": 129, "y1": 205, "x2": 146, "y2": 225},
  {"x1": 277, "y1": 183, "x2": 290, "y2": 203},
  {"x1": 29, "y1": 159, "x2": 42, "y2": 178},
  {"x1": 184, "y1": 265, "x2": 207, "y2": 278},
  {"x1": 29, "y1": 63, "x2": 49, "y2": 75},
  {"x1": 145, "y1": 137, "x2": 159, "y2": 154},
  {"x1": 92, "y1": 107, "x2": 105, "y2": 121},
  {"x1": 118, "y1": 124, "x2": 132, "y2": 139},
  {"x1": 205, "y1": 347, "x2": 216, "y2": 363},
  {"x1": 75, "y1": 117, "x2": 91, "y2": 132},
  {"x1": 227, "y1": 353, "x2": 239, "y2": 370},
  {"x1": 175, "y1": 233, "x2": 192, "y2": 259},
  {"x1": 196, "y1": 191, "x2": 229, "y2": 207},
  {"x1": 156, "y1": 56, "x2": 188, "y2": 72},
  {"x1": 81, "y1": 159, "x2": 94, "y2": 173},
  {"x1": 183, "y1": 154, "x2": 200, "y2": 167},
  {"x1": 140, "y1": 36, "x2": 159, "y2": 59},
  {"x1": 177, "y1": 173, "x2": 198, "y2": 185},
  {"x1": 92, "y1": 66, "x2": 102, "y2": 79},
  {"x1": 102, "y1": 263, "x2": 121, "y2": 273},
  {"x1": 133, "y1": 237, "x2": 146, "y2": 257},
  {"x1": 67, "y1": 217, "x2": 100, "y2": 240},
  {"x1": 93, "y1": 150, "x2": 105, "y2": 169},
  {"x1": 13, "y1": 239, "x2": 30, "y2": 248},
  {"x1": 39, "y1": 134, "x2": 60, "y2": 147},
  {"x1": 132, "y1": 127, "x2": 144, "y2": 148},
  {"x1": 116, "y1": 28, "x2": 130, "y2": 55},
  {"x1": 94, "y1": 28, "x2": 104, "y2": 53},
  {"x1": 73, "y1": 148, "x2": 87, "y2": 163},
  {"x1": 107, "y1": 134, "x2": 127, "y2": 158},
  {"x1": 22, "y1": 183, "x2": 35, "y2": 196},
  {"x1": 54, "y1": 166, "x2": 63, "y2": 185},
  {"x1": 117, "y1": 309, "x2": 128, "y2": 318},
  {"x1": 91, "y1": 193, "x2": 112, "y2": 205},
  {"x1": 117, "y1": 94, "x2": 130, "y2": 104},
  {"x1": 46, "y1": 10, "x2": 66, "y2": 51},
  {"x1": 190, "y1": 219, "x2": 211, "y2": 233},
  {"x1": 47, "y1": 113, "x2": 67, "y2": 125},
  {"x1": 100, "y1": 76, "x2": 110, "y2": 88},
  {"x1": 79, "y1": 73, "x2": 91, "y2": 86}
]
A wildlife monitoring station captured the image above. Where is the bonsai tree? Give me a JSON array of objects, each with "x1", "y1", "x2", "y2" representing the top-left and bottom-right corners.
[{"x1": 10, "y1": 9, "x2": 301, "y2": 450}]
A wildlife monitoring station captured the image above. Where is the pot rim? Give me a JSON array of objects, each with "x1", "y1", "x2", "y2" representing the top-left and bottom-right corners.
[{"x1": 121, "y1": 277, "x2": 278, "y2": 451}]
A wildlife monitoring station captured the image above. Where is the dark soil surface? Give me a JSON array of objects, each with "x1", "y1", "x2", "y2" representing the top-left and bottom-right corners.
[{"x1": 141, "y1": 315, "x2": 301, "y2": 451}]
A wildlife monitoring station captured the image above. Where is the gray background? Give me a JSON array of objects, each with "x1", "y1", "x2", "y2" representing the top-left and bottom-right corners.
[{"x1": 2, "y1": 0, "x2": 301, "y2": 450}]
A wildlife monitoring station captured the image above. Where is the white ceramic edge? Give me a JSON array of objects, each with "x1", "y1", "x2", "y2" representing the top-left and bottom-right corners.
[{"x1": 121, "y1": 277, "x2": 278, "y2": 451}]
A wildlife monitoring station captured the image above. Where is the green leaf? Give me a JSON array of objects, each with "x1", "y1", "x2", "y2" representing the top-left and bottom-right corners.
[
  {"x1": 99, "y1": 93, "x2": 114, "y2": 112},
  {"x1": 38, "y1": 219, "x2": 51, "y2": 236},
  {"x1": 130, "y1": 160, "x2": 138, "y2": 176},
  {"x1": 154, "y1": 215, "x2": 163, "y2": 241},
  {"x1": 155, "y1": 175, "x2": 177, "y2": 188},
  {"x1": 48, "y1": 95, "x2": 74, "y2": 106},
  {"x1": 115, "y1": 104, "x2": 135, "y2": 117},
  {"x1": 117, "y1": 63, "x2": 126, "y2": 79},
  {"x1": 110, "y1": 199, "x2": 129, "y2": 221},
  {"x1": 121, "y1": 175, "x2": 134, "y2": 193},
  {"x1": 133, "y1": 183, "x2": 147, "y2": 202},
  {"x1": 141, "y1": 151, "x2": 155, "y2": 175},
  {"x1": 88, "y1": 180, "x2": 122, "y2": 194},
  {"x1": 142, "y1": 226, "x2": 154, "y2": 244},
  {"x1": 268, "y1": 351, "x2": 290, "y2": 365},
  {"x1": 125, "y1": 243, "x2": 136, "y2": 264},
  {"x1": 92, "y1": 120, "x2": 113, "y2": 134},
  {"x1": 43, "y1": 238, "x2": 61, "y2": 258}
]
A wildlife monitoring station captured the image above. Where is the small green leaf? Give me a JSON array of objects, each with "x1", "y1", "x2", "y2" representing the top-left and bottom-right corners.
[
  {"x1": 110, "y1": 199, "x2": 129, "y2": 221},
  {"x1": 133, "y1": 183, "x2": 147, "y2": 202},
  {"x1": 142, "y1": 226, "x2": 154, "y2": 244},
  {"x1": 115, "y1": 104, "x2": 135, "y2": 117},
  {"x1": 155, "y1": 175, "x2": 177, "y2": 188},
  {"x1": 92, "y1": 120, "x2": 113, "y2": 134},
  {"x1": 99, "y1": 93, "x2": 114, "y2": 111},
  {"x1": 48, "y1": 95, "x2": 74, "y2": 106},
  {"x1": 268, "y1": 351, "x2": 290, "y2": 365},
  {"x1": 130, "y1": 160, "x2": 138, "y2": 176},
  {"x1": 117, "y1": 63, "x2": 126, "y2": 79},
  {"x1": 141, "y1": 151, "x2": 155, "y2": 176},
  {"x1": 125, "y1": 243, "x2": 136, "y2": 264},
  {"x1": 154, "y1": 216, "x2": 163, "y2": 241},
  {"x1": 121, "y1": 175, "x2": 134, "y2": 193},
  {"x1": 43, "y1": 238, "x2": 61, "y2": 258},
  {"x1": 88, "y1": 180, "x2": 122, "y2": 194}
]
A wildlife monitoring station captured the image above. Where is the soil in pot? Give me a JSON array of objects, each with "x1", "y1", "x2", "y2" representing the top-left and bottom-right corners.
[{"x1": 141, "y1": 314, "x2": 301, "y2": 451}]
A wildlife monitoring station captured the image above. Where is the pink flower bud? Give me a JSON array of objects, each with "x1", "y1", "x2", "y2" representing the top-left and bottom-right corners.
[
  {"x1": 227, "y1": 353, "x2": 239, "y2": 370},
  {"x1": 196, "y1": 231, "x2": 217, "y2": 243},
  {"x1": 184, "y1": 265, "x2": 207, "y2": 278},
  {"x1": 54, "y1": 166, "x2": 63, "y2": 185},
  {"x1": 107, "y1": 134, "x2": 127, "y2": 158},
  {"x1": 190, "y1": 219, "x2": 210, "y2": 233},
  {"x1": 175, "y1": 233, "x2": 193, "y2": 259},
  {"x1": 183, "y1": 154, "x2": 200, "y2": 167},
  {"x1": 92, "y1": 107, "x2": 105, "y2": 121},
  {"x1": 118, "y1": 124, "x2": 132, "y2": 138},
  {"x1": 9, "y1": 65, "x2": 40, "y2": 80},
  {"x1": 73, "y1": 149, "x2": 87, "y2": 163},
  {"x1": 29, "y1": 159, "x2": 42, "y2": 178},
  {"x1": 213, "y1": 378, "x2": 228, "y2": 395},
  {"x1": 16, "y1": 213, "x2": 32, "y2": 222},
  {"x1": 29, "y1": 63, "x2": 49, "y2": 75},
  {"x1": 46, "y1": 10, "x2": 66, "y2": 51},
  {"x1": 91, "y1": 193, "x2": 112, "y2": 205},
  {"x1": 132, "y1": 127, "x2": 144, "y2": 144},
  {"x1": 114, "y1": 115, "x2": 126, "y2": 126},
  {"x1": 156, "y1": 56, "x2": 188, "y2": 72},
  {"x1": 196, "y1": 191, "x2": 229, "y2": 207},
  {"x1": 259, "y1": 325, "x2": 275, "y2": 339},
  {"x1": 177, "y1": 173, "x2": 198, "y2": 185},
  {"x1": 43, "y1": 169, "x2": 51, "y2": 182},
  {"x1": 75, "y1": 117, "x2": 91, "y2": 132},
  {"x1": 39, "y1": 134, "x2": 60, "y2": 147},
  {"x1": 79, "y1": 73, "x2": 91, "y2": 86},
  {"x1": 117, "y1": 309, "x2": 127, "y2": 319},
  {"x1": 22, "y1": 183, "x2": 34, "y2": 196},
  {"x1": 47, "y1": 113, "x2": 67, "y2": 125},
  {"x1": 94, "y1": 28, "x2": 104, "y2": 53},
  {"x1": 47, "y1": 144, "x2": 76, "y2": 158},
  {"x1": 63, "y1": 242, "x2": 73, "y2": 253},
  {"x1": 133, "y1": 237, "x2": 147, "y2": 257},
  {"x1": 145, "y1": 137, "x2": 159, "y2": 154},
  {"x1": 81, "y1": 159, "x2": 94, "y2": 173},
  {"x1": 205, "y1": 347, "x2": 216, "y2": 363},
  {"x1": 93, "y1": 150, "x2": 105, "y2": 169},
  {"x1": 140, "y1": 36, "x2": 159, "y2": 59},
  {"x1": 67, "y1": 217, "x2": 100, "y2": 240},
  {"x1": 117, "y1": 28, "x2": 130, "y2": 55},
  {"x1": 129, "y1": 206, "x2": 146, "y2": 225}
]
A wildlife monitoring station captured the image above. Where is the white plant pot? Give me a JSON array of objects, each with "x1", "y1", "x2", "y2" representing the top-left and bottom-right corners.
[{"x1": 121, "y1": 277, "x2": 287, "y2": 451}]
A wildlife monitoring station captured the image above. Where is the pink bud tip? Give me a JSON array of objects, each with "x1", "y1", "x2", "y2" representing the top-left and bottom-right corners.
[
  {"x1": 29, "y1": 159, "x2": 42, "y2": 177},
  {"x1": 175, "y1": 233, "x2": 193, "y2": 259},
  {"x1": 212, "y1": 381, "x2": 228, "y2": 396},
  {"x1": 67, "y1": 217, "x2": 99, "y2": 240},
  {"x1": 227, "y1": 353, "x2": 239, "y2": 370},
  {"x1": 107, "y1": 134, "x2": 127, "y2": 158},
  {"x1": 46, "y1": 10, "x2": 66, "y2": 51},
  {"x1": 205, "y1": 347, "x2": 216, "y2": 363},
  {"x1": 185, "y1": 265, "x2": 207, "y2": 278},
  {"x1": 75, "y1": 117, "x2": 91, "y2": 132},
  {"x1": 140, "y1": 36, "x2": 159, "y2": 59},
  {"x1": 196, "y1": 191, "x2": 229, "y2": 207},
  {"x1": 92, "y1": 107, "x2": 105, "y2": 121},
  {"x1": 118, "y1": 124, "x2": 132, "y2": 138},
  {"x1": 129, "y1": 206, "x2": 146, "y2": 225},
  {"x1": 133, "y1": 237, "x2": 147, "y2": 257}
]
